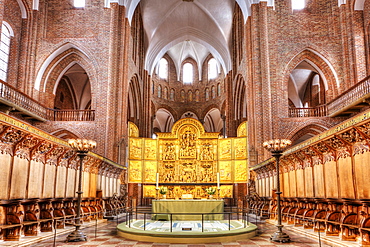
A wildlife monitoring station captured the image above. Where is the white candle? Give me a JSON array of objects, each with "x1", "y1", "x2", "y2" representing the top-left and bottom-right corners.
[
  {"x1": 156, "y1": 173, "x2": 159, "y2": 189},
  {"x1": 217, "y1": 172, "x2": 220, "y2": 189}
]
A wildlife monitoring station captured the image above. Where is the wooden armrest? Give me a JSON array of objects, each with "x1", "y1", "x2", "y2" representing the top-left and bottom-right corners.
[
  {"x1": 39, "y1": 218, "x2": 52, "y2": 222},
  {"x1": 23, "y1": 221, "x2": 38, "y2": 225},
  {"x1": 0, "y1": 224, "x2": 22, "y2": 229},
  {"x1": 326, "y1": 220, "x2": 340, "y2": 224},
  {"x1": 341, "y1": 223, "x2": 359, "y2": 229}
]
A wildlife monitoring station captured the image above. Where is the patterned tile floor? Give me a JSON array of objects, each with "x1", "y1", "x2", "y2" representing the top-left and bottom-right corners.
[{"x1": 29, "y1": 219, "x2": 334, "y2": 247}]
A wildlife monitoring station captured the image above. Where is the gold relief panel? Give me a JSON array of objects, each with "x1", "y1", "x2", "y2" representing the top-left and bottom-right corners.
[
  {"x1": 234, "y1": 138, "x2": 247, "y2": 159},
  {"x1": 161, "y1": 141, "x2": 176, "y2": 161},
  {"x1": 234, "y1": 160, "x2": 248, "y2": 182},
  {"x1": 144, "y1": 161, "x2": 157, "y2": 183},
  {"x1": 219, "y1": 139, "x2": 232, "y2": 160},
  {"x1": 219, "y1": 161, "x2": 232, "y2": 182},
  {"x1": 143, "y1": 185, "x2": 156, "y2": 198},
  {"x1": 199, "y1": 161, "x2": 216, "y2": 183},
  {"x1": 178, "y1": 126, "x2": 198, "y2": 159},
  {"x1": 129, "y1": 122, "x2": 139, "y2": 137},
  {"x1": 129, "y1": 160, "x2": 142, "y2": 183},
  {"x1": 198, "y1": 140, "x2": 217, "y2": 161},
  {"x1": 237, "y1": 121, "x2": 248, "y2": 137},
  {"x1": 220, "y1": 185, "x2": 233, "y2": 198},
  {"x1": 129, "y1": 138, "x2": 142, "y2": 160},
  {"x1": 178, "y1": 161, "x2": 197, "y2": 183},
  {"x1": 160, "y1": 161, "x2": 176, "y2": 183},
  {"x1": 144, "y1": 139, "x2": 157, "y2": 160}
]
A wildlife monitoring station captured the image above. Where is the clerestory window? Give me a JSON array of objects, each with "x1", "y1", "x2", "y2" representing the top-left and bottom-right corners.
[
  {"x1": 74, "y1": 0, "x2": 85, "y2": 8},
  {"x1": 208, "y1": 58, "x2": 218, "y2": 80},
  {"x1": 158, "y1": 58, "x2": 168, "y2": 80},
  {"x1": 0, "y1": 23, "x2": 12, "y2": 82},
  {"x1": 182, "y1": 63, "x2": 193, "y2": 84},
  {"x1": 292, "y1": 0, "x2": 305, "y2": 10}
]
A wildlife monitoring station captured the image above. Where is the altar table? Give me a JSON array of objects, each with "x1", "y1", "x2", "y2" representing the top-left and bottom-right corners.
[{"x1": 152, "y1": 199, "x2": 224, "y2": 221}]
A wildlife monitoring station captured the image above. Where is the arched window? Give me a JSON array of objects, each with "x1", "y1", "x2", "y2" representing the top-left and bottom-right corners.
[
  {"x1": 292, "y1": 0, "x2": 305, "y2": 10},
  {"x1": 158, "y1": 85, "x2": 162, "y2": 98},
  {"x1": 170, "y1": 88, "x2": 175, "y2": 101},
  {"x1": 211, "y1": 86, "x2": 216, "y2": 99},
  {"x1": 205, "y1": 88, "x2": 210, "y2": 101},
  {"x1": 0, "y1": 23, "x2": 13, "y2": 82},
  {"x1": 74, "y1": 0, "x2": 85, "y2": 7},
  {"x1": 180, "y1": 90, "x2": 185, "y2": 102},
  {"x1": 164, "y1": 87, "x2": 168, "y2": 100},
  {"x1": 158, "y1": 58, "x2": 168, "y2": 80},
  {"x1": 182, "y1": 63, "x2": 193, "y2": 84},
  {"x1": 188, "y1": 90, "x2": 193, "y2": 101},
  {"x1": 195, "y1": 90, "x2": 200, "y2": 102},
  {"x1": 208, "y1": 58, "x2": 218, "y2": 79},
  {"x1": 217, "y1": 83, "x2": 221, "y2": 96}
]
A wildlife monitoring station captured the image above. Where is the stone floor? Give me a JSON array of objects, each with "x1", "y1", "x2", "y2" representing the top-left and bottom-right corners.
[{"x1": 27, "y1": 219, "x2": 335, "y2": 247}]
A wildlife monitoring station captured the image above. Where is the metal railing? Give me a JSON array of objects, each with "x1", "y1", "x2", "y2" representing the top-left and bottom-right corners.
[
  {"x1": 0, "y1": 80, "x2": 95, "y2": 121},
  {"x1": 124, "y1": 210, "x2": 251, "y2": 232}
]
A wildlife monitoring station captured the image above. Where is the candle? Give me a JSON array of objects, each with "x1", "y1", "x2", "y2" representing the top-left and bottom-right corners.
[
  {"x1": 156, "y1": 173, "x2": 159, "y2": 189},
  {"x1": 217, "y1": 172, "x2": 220, "y2": 189}
]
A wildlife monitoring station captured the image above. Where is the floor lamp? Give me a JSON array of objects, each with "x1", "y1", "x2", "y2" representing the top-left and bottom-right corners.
[
  {"x1": 263, "y1": 139, "x2": 291, "y2": 243},
  {"x1": 66, "y1": 139, "x2": 96, "y2": 242}
]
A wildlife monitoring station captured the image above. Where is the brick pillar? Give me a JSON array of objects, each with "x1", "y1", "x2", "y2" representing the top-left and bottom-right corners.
[
  {"x1": 338, "y1": 3, "x2": 357, "y2": 89},
  {"x1": 249, "y1": 2, "x2": 273, "y2": 161},
  {"x1": 103, "y1": 3, "x2": 130, "y2": 161}
]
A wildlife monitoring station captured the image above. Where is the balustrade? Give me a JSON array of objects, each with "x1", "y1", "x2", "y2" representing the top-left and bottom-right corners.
[
  {"x1": 0, "y1": 80, "x2": 94, "y2": 121},
  {"x1": 327, "y1": 77, "x2": 370, "y2": 116}
]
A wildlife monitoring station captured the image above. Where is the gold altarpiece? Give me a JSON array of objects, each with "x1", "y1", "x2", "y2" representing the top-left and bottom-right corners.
[{"x1": 128, "y1": 118, "x2": 248, "y2": 199}]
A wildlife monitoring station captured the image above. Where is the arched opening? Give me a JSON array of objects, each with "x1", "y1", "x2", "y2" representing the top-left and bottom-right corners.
[
  {"x1": 54, "y1": 63, "x2": 91, "y2": 110},
  {"x1": 288, "y1": 60, "x2": 326, "y2": 117},
  {"x1": 290, "y1": 124, "x2": 328, "y2": 146},
  {"x1": 128, "y1": 75, "x2": 142, "y2": 124},
  {"x1": 203, "y1": 108, "x2": 222, "y2": 133},
  {"x1": 153, "y1": 108, "x2": 175, "y2": 132}
]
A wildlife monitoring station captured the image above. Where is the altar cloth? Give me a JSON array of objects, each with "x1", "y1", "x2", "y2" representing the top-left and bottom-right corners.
[{"x1": 152, "y1": 199, "x2": 224, "y2": 220}]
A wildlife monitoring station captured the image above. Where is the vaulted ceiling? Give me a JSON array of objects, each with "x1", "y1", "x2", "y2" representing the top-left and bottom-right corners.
[{"x1": 140, "y1": 0, "x2": 235, "y2": 76}]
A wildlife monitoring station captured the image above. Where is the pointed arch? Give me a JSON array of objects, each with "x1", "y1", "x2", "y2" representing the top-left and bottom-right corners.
[
  {"x1": 153, "y1": 107, "x2": 176, "y2": 132},
  {"x1": 283, "y1": 119, "x2": 337, "y2": 144},
  {"x1": 50, "y1": 129, "x2": 80, "y2": 141},
  {"x1": 284, "y1": 48, "x2": 340, "y2": 101},
  {"x1": 233, "y1": 74, "x2": 246, "y2": 122},
  {"x1": 289, "y1": 124, "x2": 329, "y2": 146},
  {"x1": 128, "y1": 74, "x2": 142, "y2": 124},
  {"x1": 35, "y1": 43, "x2": 96, "y2": 92}
]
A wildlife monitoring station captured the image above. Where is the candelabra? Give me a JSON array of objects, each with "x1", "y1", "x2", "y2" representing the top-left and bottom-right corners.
[
  {"x1": 263, "y1": 139, "x2": 291, "y2": 243},
  {"x1": 66, "y1": 139, "x2": 96, "y2": 242}
]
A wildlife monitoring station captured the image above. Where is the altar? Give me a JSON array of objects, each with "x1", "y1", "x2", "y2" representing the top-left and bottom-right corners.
[{"x1": 152, "y1": 199, "x2": 224, "y2": 221}]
